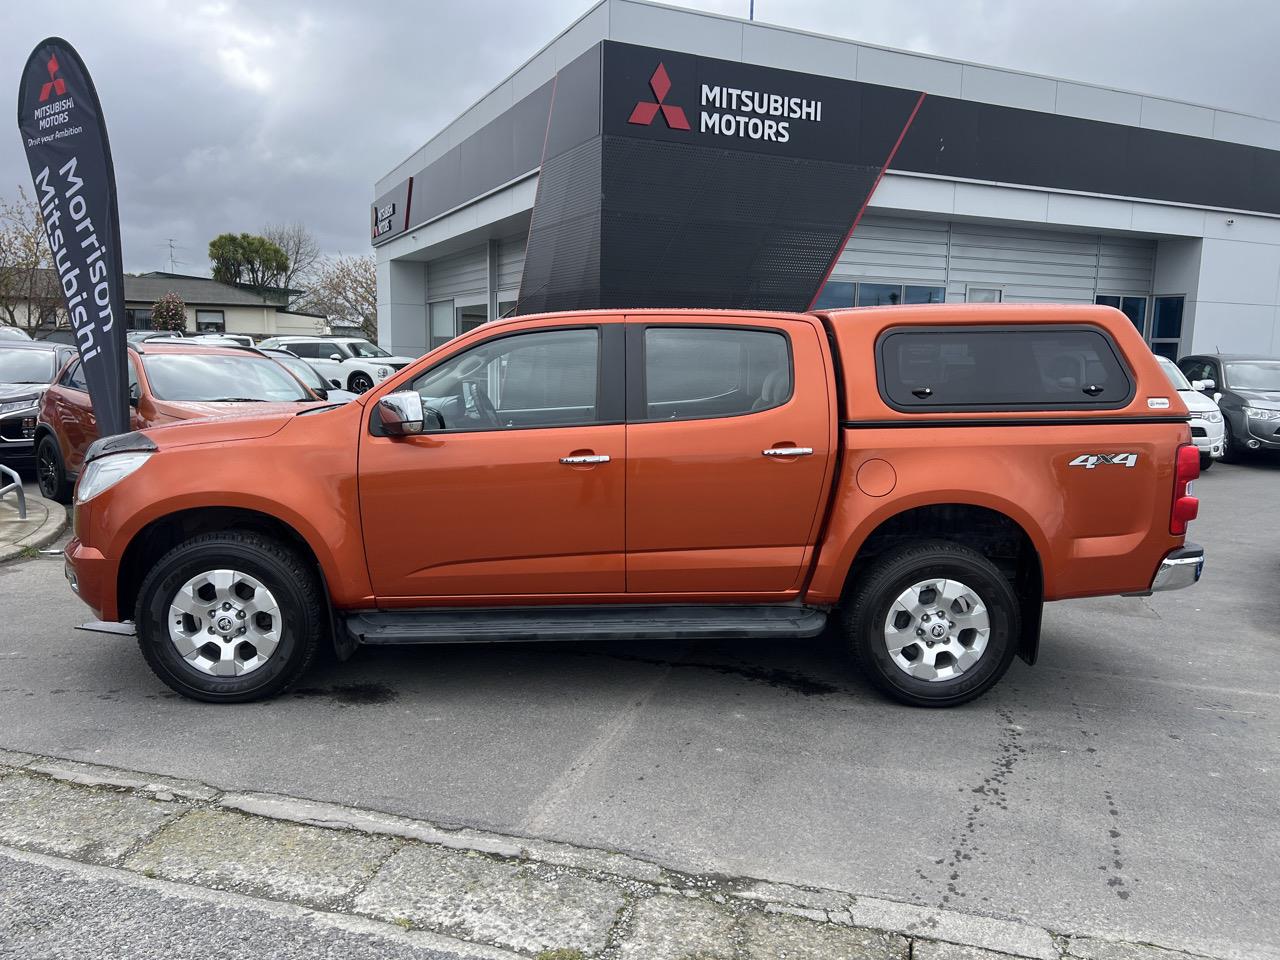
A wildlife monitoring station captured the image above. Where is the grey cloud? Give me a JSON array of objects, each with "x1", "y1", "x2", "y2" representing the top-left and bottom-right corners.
[{"x1": 3, "y1": 0, "x2": 1277, "y2": 274}]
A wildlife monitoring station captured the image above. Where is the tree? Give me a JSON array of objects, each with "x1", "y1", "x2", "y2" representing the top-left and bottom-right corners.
[
  {"x1": 208, "y1": 232, "x2": 288, "y2": 292},
  {"x1": 296, "y1": 254, "x2": 377, "y2": 341},
  {"x1": 263, "y1": 222, "x2": 320, "y2": 300},
  {"x1": 150, "y1": 291, "x2": 187, "y2": 332},
  {"x1": 0, "y1": 186, "x2": 63, "y2": 333}
]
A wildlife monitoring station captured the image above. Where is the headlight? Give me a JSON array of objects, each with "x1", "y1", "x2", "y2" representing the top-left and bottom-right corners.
[
  {"x1": 76, "y1": 452, "x2": 152, "y2": 503},
  {"x1": 376, "y1": 366, "x2": 390, "y2": 378},
  {"x1": 0, "y1": 395, "x2": 39, "y2": 415},
  {"x1": 1244, "y1": 406, "x2": 1280, "y2": 421},
  {"x1": 1202, "y1": 410, "x2": 1222, "y2": 423}
]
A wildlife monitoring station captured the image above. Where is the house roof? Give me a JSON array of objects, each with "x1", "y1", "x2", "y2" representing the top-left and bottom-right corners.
[{"x1": 124, "y1": 272, "x2": 286, "y2": 308}]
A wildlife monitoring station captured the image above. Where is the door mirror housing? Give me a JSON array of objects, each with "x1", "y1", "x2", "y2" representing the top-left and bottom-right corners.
[
  {"x1": 128, "y1": 383, "x2": 141, "y2": 408},
  {"x1": 377, "y1": 390, "x2": 425, "y2": 436},
  {"x1": 1192, "y1": 378, "x2": 1216, "y2": 392},
  {"x1": 329, "y1": 378, "x2": 341, "y2": 388},
  {"x1": 329, "y1": 353, "x2": 343, "y2": 362}
]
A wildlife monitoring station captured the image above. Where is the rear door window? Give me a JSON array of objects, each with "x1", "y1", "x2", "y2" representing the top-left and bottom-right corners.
[
  {"x1": 878, "y1": 325, "x2": 1134, "y2": 411},
  {"x1": 638, "y1": 327, "x2": 791, "y2": 421}
]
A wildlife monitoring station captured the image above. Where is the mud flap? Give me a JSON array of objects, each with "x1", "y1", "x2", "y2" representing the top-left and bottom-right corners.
[{"x1": 1018, "y1": 593, "x2": 1042, "y2": 666}]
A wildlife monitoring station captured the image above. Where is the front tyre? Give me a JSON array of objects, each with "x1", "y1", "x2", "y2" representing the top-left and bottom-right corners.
[
  {"x1": 348, "y1": 372, "x2": 374, "y2": 393},
  {"x1": 135, "y1": 531, "x2": 323, "y2": 703},
  {"x1": 37, "y1": 435, "x2": 71, "y2": 504},
  {"x1": 842, "y1": 541, "x2": 1020, "y2": 708}
]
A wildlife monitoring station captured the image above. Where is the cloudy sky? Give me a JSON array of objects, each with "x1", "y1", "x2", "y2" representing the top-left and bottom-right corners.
[{"x1": 3, "y1": 0, "x2": 1278, "y2": 275}]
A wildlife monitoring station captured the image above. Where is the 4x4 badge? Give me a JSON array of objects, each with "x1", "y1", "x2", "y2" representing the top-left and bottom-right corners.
[{"x1": 1069, "y1": 453, "x2": 1139, "y2": 469}]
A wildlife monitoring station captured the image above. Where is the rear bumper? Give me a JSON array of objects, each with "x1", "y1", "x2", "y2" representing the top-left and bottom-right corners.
[{"x1": 1148, "y1": 543, "x2": 1205, "y2": 594}]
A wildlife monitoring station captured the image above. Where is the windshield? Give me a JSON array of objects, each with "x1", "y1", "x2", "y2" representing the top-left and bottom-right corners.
[
  {"x1": 273, "y1": 354, "x2": 325, "y2": 391},
  {"x1": 1225, "y1": 361, "x2": 1280, "y2": 391},
  {"x1": 1156, "y1": 356, "x2": 1192, "y2": 391},
  {"x1": 0, "y1": 350, "x2": 54, "y2": 383},
  {"x1": 346, "y1": 339, "x2": 390, "y2": 359},
  {"x1": 142, "y1": 354, "x2": 312, "y2": 402}
]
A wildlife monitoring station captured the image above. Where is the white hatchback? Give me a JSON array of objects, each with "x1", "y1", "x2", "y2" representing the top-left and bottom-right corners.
[
  {"x1": 258, "y1": 336, "x2": 416, "y2": 394},
  {"x1": 1157, "y1": 355, "x2": 1224, "y2": 468}
]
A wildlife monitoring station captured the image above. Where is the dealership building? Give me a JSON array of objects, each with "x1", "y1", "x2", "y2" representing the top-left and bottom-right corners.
[{"x1": 373, "y1": 0, "x2": 1280, "y2": 360}]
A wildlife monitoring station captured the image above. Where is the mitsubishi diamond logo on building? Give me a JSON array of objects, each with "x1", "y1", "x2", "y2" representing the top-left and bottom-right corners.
[
  {"x1": 628, "y1": 63, "x2": 690, "y2": 130},
  {"x1": 626, "y1": 59, "x2": 824, "y2": 145}
]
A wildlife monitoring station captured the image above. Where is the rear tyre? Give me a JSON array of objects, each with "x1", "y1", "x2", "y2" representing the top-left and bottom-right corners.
[
  {"x1": 135, "y1": 531, "x2": 323, "y2": 703},
  {"x1": 842, "y1": 541, "x2": 1020, "y2": 708},
  {"x1": 36, "y1": 435, "x2": 71, "y2": 504},
  {"x1": 348, "y1": 372, "x2": 374, "y2": 394}
]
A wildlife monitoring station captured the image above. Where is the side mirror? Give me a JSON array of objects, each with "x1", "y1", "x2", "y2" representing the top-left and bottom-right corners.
[
  {"x1": 329, "y1": 353, "x2": 342, "y2": 362},
  {"x1": 128, "y1": 384, "x2": 141, "y2": 408},
  {"x1": 1213, "y1": 392, "x2": 1223, "y2": 404},
  {"x1": 314, "y1": 387, "x2": 329, "y2": 400},
  {"x1": 377, "y1": 390, "x2": 424, "y2": 436},
  {"x1": 329, "y1": 378, "x2": 341, "y2": 388},
  {"x1": 1192, "y1": 379, "x2": 1216, "y2": 392}
]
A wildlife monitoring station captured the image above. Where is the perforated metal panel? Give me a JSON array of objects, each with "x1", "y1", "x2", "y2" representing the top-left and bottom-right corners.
[{"x1": 598, "y1": 136, "x2": 884, "y2": 311}]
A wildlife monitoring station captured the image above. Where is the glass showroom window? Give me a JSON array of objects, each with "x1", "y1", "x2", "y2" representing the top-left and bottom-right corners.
[
  {"x1": 966, "y1": 287, "x2": 1002, "y2": 303},
  {"x1": 1150, "y1": 296, "x2": 1185, "y2": 360},
  {"x1": 1095, "y1": 295, "x2": 1148, "y2": 337},
  {"x1": 813, "y1": 280, "x2": 945, "y2": 309},
  {"x1": 428, "y1": 300, "x2": 454, "y2": 350}
]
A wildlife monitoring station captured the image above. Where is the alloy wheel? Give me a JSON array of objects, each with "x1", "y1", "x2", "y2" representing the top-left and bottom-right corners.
[
  {"x1": 167, "y1": 569, "x2": 282, "y2": 677},
  {"x1": 882, "y1": 578, "x2": 991, "y2": 681}
]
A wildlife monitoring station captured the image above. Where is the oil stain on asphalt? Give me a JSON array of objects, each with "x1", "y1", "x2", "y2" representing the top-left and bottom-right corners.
[{"x1": 290, "y1": 682, "x2": 399, "y2": 705}]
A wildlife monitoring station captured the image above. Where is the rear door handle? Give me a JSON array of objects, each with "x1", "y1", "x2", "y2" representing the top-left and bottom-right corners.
[
  {"x1": 762, "y1": 447, "x2": 813, "y2": 457},
  {"x1": 560, "y1": 454, "x2": 611, "y2": 464}
]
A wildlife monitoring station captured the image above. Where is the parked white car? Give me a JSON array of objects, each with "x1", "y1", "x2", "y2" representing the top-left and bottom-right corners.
[
  {"x1": 257, "y1": 336, "x2": 414, "y2": 393},
  {"x1": 1157, "y1": 355, "x2": 1224, "y2": 468},
  {"x1": 192, "y1": 333, "x2": 254, "y2": 348}
]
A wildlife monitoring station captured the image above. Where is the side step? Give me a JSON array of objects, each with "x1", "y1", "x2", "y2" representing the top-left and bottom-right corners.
[{"x1": 344, "y1": 604, "x2": 829, "y2": 646}]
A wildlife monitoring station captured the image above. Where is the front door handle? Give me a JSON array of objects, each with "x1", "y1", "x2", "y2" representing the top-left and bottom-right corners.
[
  {"x1": 762, "y1": 447, "x2": 813, "y2": 458},
  {"x1": 560, "y1": 454, "x2": 611, "y2": 464}
]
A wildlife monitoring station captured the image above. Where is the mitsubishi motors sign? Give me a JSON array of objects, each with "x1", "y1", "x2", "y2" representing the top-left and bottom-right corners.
[
  {"x1": 627, "y1": 60, "x2": 824, "y2": 144},
  {"x1": 605, "y1": 43, "x2": 865, "y2": 161}
]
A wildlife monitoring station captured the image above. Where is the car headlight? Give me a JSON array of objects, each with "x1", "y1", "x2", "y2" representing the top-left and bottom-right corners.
[
  {"x1": 1244, "y1": 406, "x2": 1280, "y2": 421},
  {"x1": 1202, "y1": 410, "x2": 1222, "y2": 423},
  {"x1": 377, "y1": 366, "x2": 390, "y2": 378},
  {"x1": 76, "y1": 452, "x2": 152, "y2": 503},
  {"x1": 0, "y1": 395, "x2": 39, "y2": 415}
]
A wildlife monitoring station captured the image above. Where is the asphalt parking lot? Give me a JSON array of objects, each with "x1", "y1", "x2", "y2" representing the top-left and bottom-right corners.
[{"x1": 1, "y1": 456, "x2": 1277, "y2": 959}]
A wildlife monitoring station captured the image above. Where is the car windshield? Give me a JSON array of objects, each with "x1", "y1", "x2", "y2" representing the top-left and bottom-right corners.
[
  {"x1": 273, "y1": 354, "x2": 325, "y2": 391},
  {"x1": 142, "y1": 354, "x2": 312, "y2": 402},
  {"x1": 0, "y1": 350, "x2": 54, "y2": 383},
  {"x1": 1157, "y1": 356, "x2": 1192, "y2": 391},
  {"x1": 1225, "y1": 361, "x2": 1280, "y2": 391},
  {"x1": 346, "y1": 339, "x2": 390, "y2": 358}
]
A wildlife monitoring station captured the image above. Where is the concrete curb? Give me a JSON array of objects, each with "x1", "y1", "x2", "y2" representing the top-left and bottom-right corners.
[
  {"x1": 0, "y1": 748, "x2": 1247, "y2": 960},
  {"x1": 0, "y1": 487, "x2": 68, "y2": 564}
]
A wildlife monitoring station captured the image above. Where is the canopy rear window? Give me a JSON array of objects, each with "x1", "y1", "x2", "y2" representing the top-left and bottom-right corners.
[{"x1": 877, "y1": 325, "x2": 1135, "y2": 411}]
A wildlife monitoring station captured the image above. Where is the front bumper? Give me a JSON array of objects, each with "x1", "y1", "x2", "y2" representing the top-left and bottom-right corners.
[{"x1": 64, "y1": 536, "x2": 119, "y2": 621}]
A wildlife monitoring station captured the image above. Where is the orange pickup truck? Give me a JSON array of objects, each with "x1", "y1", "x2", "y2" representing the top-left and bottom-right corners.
[{"x1": 64, "y1": 304, "x2": 1204, "y2": 707}]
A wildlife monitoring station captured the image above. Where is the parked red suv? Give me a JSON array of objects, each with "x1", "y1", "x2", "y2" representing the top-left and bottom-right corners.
[{"x1": 35, "y1": 341, "x2": 323, "y2": 502}]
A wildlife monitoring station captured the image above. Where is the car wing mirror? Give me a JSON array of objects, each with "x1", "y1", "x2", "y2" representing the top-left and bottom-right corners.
[
  {"x1": 329, "y1": 378, "x2": 341, "y2": 388},
  {"x1": 128, "y1": 384, "x2": 141, "y2": 407},
  {"x1": 1213, "y1": 392, "x2": 1223, "y2": 403},
  {"x1": 377, "y1": 390, "x2": 425, "y2": 436},
  {"x1": 329, "y1": 353, "x2": 343, "y2": 361}
]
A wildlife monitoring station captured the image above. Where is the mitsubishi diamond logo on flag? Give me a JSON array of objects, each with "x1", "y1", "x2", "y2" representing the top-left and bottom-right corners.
[{"x1": 628, "y1": 63, "x2": 690, "y2": 130}]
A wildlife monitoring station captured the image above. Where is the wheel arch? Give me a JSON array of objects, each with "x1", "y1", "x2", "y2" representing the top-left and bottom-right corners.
[
  {"x1": 117, "y1": 506, "x2": 348, "y2": 658},
  {"x1": 837, "y1": 501, "x2": 1045, "y2": 665}
]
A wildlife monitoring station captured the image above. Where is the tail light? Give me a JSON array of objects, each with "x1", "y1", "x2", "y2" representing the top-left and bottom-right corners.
[{"x1": 1170, "y1": 443, "x2": 1199, "y2": 535}]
